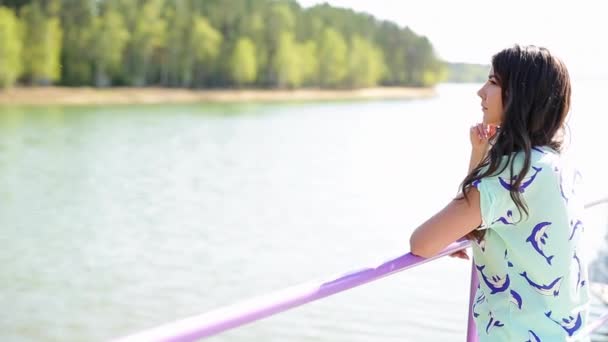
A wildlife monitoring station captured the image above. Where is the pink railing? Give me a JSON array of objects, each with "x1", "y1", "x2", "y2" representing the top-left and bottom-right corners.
[{"x1": 115, "y1": 197, "x2": 608, "y2": 342}]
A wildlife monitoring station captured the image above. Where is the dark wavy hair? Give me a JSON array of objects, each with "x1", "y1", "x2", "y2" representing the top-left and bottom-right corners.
[{"x1": 460, "y1": 45, "x2": 572, "y2": 240}]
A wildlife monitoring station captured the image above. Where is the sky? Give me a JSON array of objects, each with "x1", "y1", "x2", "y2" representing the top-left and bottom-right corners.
[{"x1": 297, "y1": 0, "x2": 608, "y2": 79}]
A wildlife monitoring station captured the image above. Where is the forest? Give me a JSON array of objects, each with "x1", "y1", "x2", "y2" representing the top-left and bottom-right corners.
[{"x1": 0, "y1": 0, "x2": 484, "y2": 89}]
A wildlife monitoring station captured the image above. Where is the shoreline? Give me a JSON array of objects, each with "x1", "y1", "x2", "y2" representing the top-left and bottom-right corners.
[{"x1": 0, "y1": 86, "x2": 436, "y2": 106}]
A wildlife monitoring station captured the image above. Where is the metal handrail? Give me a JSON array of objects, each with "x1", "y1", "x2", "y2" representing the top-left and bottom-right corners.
[
  {"x1": 114, "y1": 240, "x2": 471, "y2": 342},
  {"x1": 115, "y1": 198, "x2": 608, "y2": 342},
  {"x1": 586, "y1": 196, "x2": 608, "y2": 209}
]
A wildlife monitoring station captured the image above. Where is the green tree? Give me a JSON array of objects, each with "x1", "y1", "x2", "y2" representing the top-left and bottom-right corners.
[
  {"x1": 160, "y1": 0, "x2": 190, "y2": 87},
  {"x1": 373, "y1": 22, "x2": 412, "y2": 85},
  {"x1": 58, "y1": 0, "x2": 95, "y2": 85},
  {"x1": 194, "y1": 0, "x2": 259, "y2": 86},
  {"x1": 20, "y1": 1, "x2": 62, "y2": 84},
  {"x1": 230, "y1": 37, "x2": 257, "y2": 86},
  {"x1": 242, "y1": 11, "x2": 267, "y2": 86},
  {"x1": 0, "y1": 0, "x2": 29, "y2": 12},
  {"x1": 261, "y1": 2, "x2": 295, "y2": 86},
  {"x1": 406, "y1": 36, "x2": 443, "y2": 86},
  {"x1": 445, "y1": 62, "x2": 487, "y2": 83},
  {"x1": 160, "y1": 9, "x2": 222, "y2": 88},
  {"x1": 317, "y1": 27, "x2": 347, "y2": 88},
  {"x1": 0, "y1": 7, "x2": 21, "y2": 88},
  {"x1": 128, "y1": 0, "x2": 166, "y2": 86},
  {"x1": 190, "y1": 16, "x2": 222, "y2": 87},
  {"x1": 90, "y1": 8, "x2": 129, "y2": 87},
  {"x1": 274, "y1": 32, "x2": 301, "y2": 88},
  {"x1": 266, "y1": 3, "x2": 295, "y2": 44},
  {"x1": 0, "y1": 7, "x2": 22, "y2": 88},
  {"x1": 273, "y1": 34, "x2": 317, "y2": 88},
  {"x1": 347, "y1": 35, "x2": 386, "y2": 88},
  {"x1": 7, "y1": 0, "x2": 447, "y2": 89},
  {"x1": 299, "y1": 40, "x2": 318, "y2": 86}
]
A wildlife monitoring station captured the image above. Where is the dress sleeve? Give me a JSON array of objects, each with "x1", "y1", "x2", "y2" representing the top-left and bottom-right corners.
[
  {"x1": 471, "y1": 157, "x2": 540, "y2": 229},
  {"x1": 473, "y1": 175, "x2": 506, "y2": 228}
]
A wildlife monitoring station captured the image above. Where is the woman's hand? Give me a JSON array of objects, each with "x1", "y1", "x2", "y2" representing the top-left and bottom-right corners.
[
  {"x1": 468, "y1": 123, "x2": 498, "y2": 174},
  {"x1": 449, "y1": 249, "x2": 470, "y2": 260},
  {"x1": 470, "y1": 123, "x2": 498, "y2": 153}
]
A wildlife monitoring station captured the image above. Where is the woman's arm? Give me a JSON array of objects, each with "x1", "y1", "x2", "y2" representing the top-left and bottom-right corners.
[
  {"x1": 409, "y1": 124, "x2": 496, "y2": 258},
  {"x1": 409, "y1": 188, "x2": 482, "y2": 258}
]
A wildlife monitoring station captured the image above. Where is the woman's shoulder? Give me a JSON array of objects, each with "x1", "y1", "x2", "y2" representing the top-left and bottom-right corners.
[
  {"x1": 478, "y1": 145, "x2": 562, "y2": 182},
  {"x1": 511, "y1": 145, "x2": 559, "y2": 162}
]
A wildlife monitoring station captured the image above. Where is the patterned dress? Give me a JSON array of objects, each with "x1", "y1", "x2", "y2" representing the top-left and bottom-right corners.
[{"x1": 471, "y1": 145, "x2": 590, "y2": 341}]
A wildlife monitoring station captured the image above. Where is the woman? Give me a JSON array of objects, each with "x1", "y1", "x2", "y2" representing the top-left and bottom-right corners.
[{"x1": 409, "y1": 45, "x2": 590, "y2": 341}]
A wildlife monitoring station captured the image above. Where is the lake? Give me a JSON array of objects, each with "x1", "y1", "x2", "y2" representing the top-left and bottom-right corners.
[{"x1": 1, "y1": 82, "x2": 606, "y2": 341}]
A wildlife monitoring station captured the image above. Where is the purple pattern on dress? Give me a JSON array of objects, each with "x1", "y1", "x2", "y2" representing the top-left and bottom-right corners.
[
  {"x1": 526, "y1": 330, "x2": 542, "y2": 342},
  {"x1": 485, "y1": 311, "x2": 505, "y2": 334},
  {"x1": 492, "y1": 210, "x2": 515, "y2": 225},
  {"x1": 499, "y1": 166, "x2": 542, "y2": 193},
  {"x1": 520, "y1": 272, "x2": 562, "y2": 297},
  {"x1": 573, "y1": 252, "x2": 586, "y2": 292},
  {"x1": 476, "y1": 264, "x2": 510, "y2": 294},
  {"x1": 510, "y1": 289, "x2": 523, "y2": 309},
  {"x1": 532, "y1": 146, "x2": 546, "y2": 154},
  {"x1": 525, "y1": 222, "x2": 555, "y2": 265},
  {"x1": 569, "y1": 220, "x2": 584, "y2": 241},
  {"x1": 545, "y1": 311, "x2": 583, "y2": 337}
]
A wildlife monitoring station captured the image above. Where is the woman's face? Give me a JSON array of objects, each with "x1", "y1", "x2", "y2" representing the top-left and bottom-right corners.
[{"x1": 477, "y1": 67, "x2": 504, "y2": 125}]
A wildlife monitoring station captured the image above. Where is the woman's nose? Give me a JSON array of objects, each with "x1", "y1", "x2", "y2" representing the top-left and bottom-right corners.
[{"x1": 477, "y1": 86, "x2": 484, "y2": 99}]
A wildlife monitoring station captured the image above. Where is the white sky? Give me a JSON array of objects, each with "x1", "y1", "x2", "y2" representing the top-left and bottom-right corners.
[{"x1": 297, "y1": 0, "x2": 608, "y2": 79}]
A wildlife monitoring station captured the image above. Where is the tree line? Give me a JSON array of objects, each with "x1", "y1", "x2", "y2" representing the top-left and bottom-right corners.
[
  {"x1": 0, "y1": 0, "x2": 448, "y2": 89},
  {"x1": 445, "y1": 63, "x2": 489, "y2": 83}
]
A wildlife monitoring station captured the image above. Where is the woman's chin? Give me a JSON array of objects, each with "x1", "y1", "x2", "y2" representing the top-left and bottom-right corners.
[{"x1": 482, "y1": 115, "x2": 500, "y2": 126}]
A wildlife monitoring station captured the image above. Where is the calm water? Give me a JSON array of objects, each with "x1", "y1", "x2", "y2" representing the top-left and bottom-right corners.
[{"x1": 0, "y1": 83, "x2": 606, "y2": 342}]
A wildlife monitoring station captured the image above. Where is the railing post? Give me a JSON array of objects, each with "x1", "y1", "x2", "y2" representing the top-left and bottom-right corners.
[{"x1": 466, "y1": 258, "x2": 479, "y2": 342}]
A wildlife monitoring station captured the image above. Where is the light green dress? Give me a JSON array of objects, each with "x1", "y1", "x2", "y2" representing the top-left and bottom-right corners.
[{"x1": 471, "y1": 145, "x2": 590, "y2": 341}]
